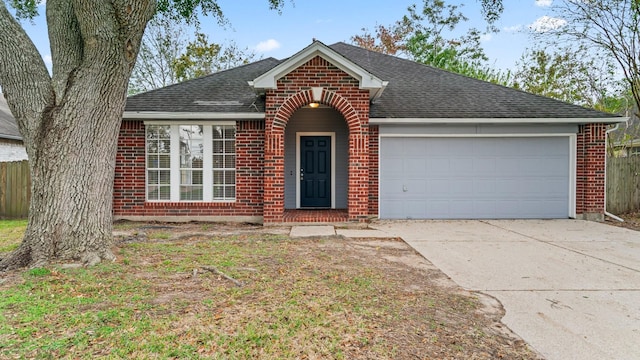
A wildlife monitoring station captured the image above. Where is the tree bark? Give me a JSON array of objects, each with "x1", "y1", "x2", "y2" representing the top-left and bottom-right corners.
[{"x1": 0, "y1": 0, "x2": 154, "y2": 270}]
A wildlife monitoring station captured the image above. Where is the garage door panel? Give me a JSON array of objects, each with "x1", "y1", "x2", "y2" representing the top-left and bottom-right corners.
[{"x1": 380, "y1": 137, "x2": 570, "y2": 219}]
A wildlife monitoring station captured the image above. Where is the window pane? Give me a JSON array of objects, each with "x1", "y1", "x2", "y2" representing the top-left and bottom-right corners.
[
  {"x1": 148, "y1": 170, "x2": 159, "y2": 185},
  {"x1": 213, "y1": 140, "x2": 223, "y2": 153},
  {"x1": 159, "y1": 139, "x2": 170, "y2": 153},
  {"x1": 159, "y1": 170, "x2": 170, "y2": 184},
  {"x1": 147, "y1": 141, "x2": 158, "y2": 153},
  {"x1": 180, "y1": 186, "x2": 203, "y2": 201},
  {"x1": 213, "y1": 170, "x2": 223, "y2": 184},
  {"x1": 213, "y1": 186, "x2": 224, "y2": 199},
  {"x1": 226, "y1": 139, "x2": 235, "y2": 153},
  {"x1": 213, "y1": 126, "x2": 223, "y2": 140},
  {"x1": 225, "y1": 186, "x2": 236, "y2": 199},
  {"x1": 225, "y1": 155, "x2": 235, "y2": 169},
  {"x1": 158, "y1": 155, "x2": 170, "y2": 168},
  {"x1": 213, "y1": 155, "x2": 223, "y2": 167},
  {"x1": 147, "y1": 155, "x2": 158, "y2": 168},
  {"x1": 225, "y1": 170, "x2": 235, "y2": 185},
  {"x1": 224, "y1": 126, "x2": 235, "y2": 139},
  {"x1": 159, "y1": 186, "x2": 170, "y2": 200},
  {"x1": 192, "y1": 170, "x2": 203, "y2": 185},
  {"x1": 148, "y1": 185, "x2": 159, "y2": 199},
  {"x1": 146, "y1": 125, "x2": 171, "y2": 201}
]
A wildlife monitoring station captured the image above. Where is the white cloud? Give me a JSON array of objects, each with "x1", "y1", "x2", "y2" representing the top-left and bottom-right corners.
[
  {"x1": 43, "y1": 54, "x2": 52, "y2": 66},
  {"x1": 528, "y1": 16, "x2": 567, "y2": 33},
  {"x1": 480, "y1": 33, "x2": 493, "y2": 42},
  {"x1": 503, "y1": 25, "x2": 523, "y2": 33},
  {"x1": 535, "y1": 0, "x2": 553, "y2": 7},
  {"x1": 255, "y1": 39, "x2": 281, "y2": 53}
]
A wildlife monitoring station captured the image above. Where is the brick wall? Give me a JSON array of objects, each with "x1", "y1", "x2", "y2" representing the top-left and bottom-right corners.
[
  {"x1": 262, "y1": 56, "x2": 372, "y2": 223},
  {"x1": 368, "y1": 125, "x2": 379, "y2": 216},
  {"x1": 113, "y1": 120, "x2": 264, "y2": 219},
  {"x1": 576, "y1": 123, "x2": 607, "y2": 220}
]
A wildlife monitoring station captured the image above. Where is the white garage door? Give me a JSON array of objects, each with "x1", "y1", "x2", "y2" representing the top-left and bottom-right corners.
[{"x1": 379, "y1": 137, "x2": 571, "y2": 219}]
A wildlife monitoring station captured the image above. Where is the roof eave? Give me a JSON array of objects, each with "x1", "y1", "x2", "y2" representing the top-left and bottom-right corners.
[
  {"x1": 0, "y1": 134, "x2": 22, "y2": 141},
  {"x1": 123, "y1": 111, "x2": 265, "y2": 120},
  {"x1": 369, "y1": 117, "x2": 627, "y2": 125}
]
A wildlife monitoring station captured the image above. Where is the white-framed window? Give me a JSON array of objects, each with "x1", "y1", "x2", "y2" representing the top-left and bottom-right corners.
[{"x1": 145, "y1": 122, "x2": 236, "y2": 202}]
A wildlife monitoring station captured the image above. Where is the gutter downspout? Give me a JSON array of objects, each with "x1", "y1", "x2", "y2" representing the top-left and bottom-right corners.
[{"x1": 605, "y1": 123, "x2": 625, "y2": 222}]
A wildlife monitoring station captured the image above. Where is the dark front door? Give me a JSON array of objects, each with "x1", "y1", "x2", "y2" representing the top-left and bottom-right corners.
[{"x1": 300, "y1": 136, "x2": 331, "y2": 208}]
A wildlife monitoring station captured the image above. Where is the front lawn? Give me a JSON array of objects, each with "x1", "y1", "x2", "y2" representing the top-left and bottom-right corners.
[{"x1": 0, "y1": 221, "x2": 536, "y2": 359}]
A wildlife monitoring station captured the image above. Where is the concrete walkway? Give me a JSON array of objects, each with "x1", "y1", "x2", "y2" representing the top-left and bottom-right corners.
[
  {"x1": 289, "y1": 225, "x2": 390, "y2": 239},
  {"x1": 371, "y1": 219, "x2": 640, "y2": 360}
]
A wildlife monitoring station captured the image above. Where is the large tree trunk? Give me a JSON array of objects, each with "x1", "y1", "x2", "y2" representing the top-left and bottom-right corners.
[
  {"x1": 3, "y1": 86, "x2": 125, "y2": 268},
  {"x1": 0, "y1": 0, "x2": 154, "y2": 270}
]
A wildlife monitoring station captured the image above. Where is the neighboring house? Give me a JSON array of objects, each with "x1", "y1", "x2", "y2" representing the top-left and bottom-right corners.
[
  {"x1": 0, "y1": 95, "x2": 27, "y2": 162},
  {"x1": 116, "y1": 41, "x2": 623, "y2": 224},
  {"x1": 611, "y1": 113, "x2": 640, "y2": 157},
  {"x1": 613, "y1": 139, "x2": 640, "y2": 157}
]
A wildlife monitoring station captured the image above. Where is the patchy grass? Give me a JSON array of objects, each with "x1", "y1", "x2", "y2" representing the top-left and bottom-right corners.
[
  {"x1": 0, "y1": 223, "x2": 536, "y2": 359},
  {"x1": 0, "y1": 219, "x2": 26, "y2": 252}
]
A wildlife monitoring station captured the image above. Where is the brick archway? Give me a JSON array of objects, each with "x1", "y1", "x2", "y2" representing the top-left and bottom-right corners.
[
  {"x1": 263, "y1": 87, "x2": 370, "y2": 223},
  {"x1": 271, "y1": 89, "x2": 362, "y2": 133}
]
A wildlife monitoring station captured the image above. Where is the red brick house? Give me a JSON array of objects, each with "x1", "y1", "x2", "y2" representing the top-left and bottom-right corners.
[{"x1": 115, "y1": 41, "x2": 623, "y2": 224}]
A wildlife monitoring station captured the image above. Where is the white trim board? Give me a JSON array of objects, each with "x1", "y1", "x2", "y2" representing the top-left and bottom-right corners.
[
  {"x1": 370, "y1": 117, "x2": 626, "y2": 125},
  {"x1": 296, "y1": 132, "x2": 336, "y2": 209},
  {"x1": 251, "y1": 41, "x2": 385, "y2": 91},
  {"x1": 126, "y1": 111, "x2": 264, "y2": 120}
]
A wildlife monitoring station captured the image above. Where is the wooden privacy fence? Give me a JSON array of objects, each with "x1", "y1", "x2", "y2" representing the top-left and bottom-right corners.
[
  {"x1": 0, "y1": 160, "x2": 30, "y2": 218},
  {"x1": 607, "y1": 157, "x2": 640, "y2": 214}
]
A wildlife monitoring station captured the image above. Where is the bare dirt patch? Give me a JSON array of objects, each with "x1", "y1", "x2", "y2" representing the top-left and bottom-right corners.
[
  {"x1": 606, "y1": 212, "x2": 640, "y2": 231},
  {"x1": 111, "y1": 221, "x2": 539, "y2": 359},
  {"x1": 1, "y1": 221, "x2": 539, "y2": 359}
]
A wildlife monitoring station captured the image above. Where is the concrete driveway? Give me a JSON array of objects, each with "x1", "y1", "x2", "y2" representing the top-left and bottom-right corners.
[{"x1": 371, "y1": 219, "x2": 640, "y2": 360}]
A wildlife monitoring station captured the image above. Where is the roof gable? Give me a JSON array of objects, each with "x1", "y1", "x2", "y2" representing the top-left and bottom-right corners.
[{"x1": 250, "y1": 41, "x2": 387, "y2": 100}]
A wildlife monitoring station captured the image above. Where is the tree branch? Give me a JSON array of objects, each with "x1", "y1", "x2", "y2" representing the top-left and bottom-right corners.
[
  {"x1": 46, "y1": 0, "x2": 83, "y2": 103},
  {"x1": 0, "y1": 1, "x2": 53, "y2": 142}
]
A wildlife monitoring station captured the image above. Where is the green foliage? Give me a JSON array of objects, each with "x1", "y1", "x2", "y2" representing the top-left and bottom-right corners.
[
  {"x1": 478, "y1": 0, "x2": 504, "y2": 27},
  {"x1": 513, "y1": 45, "x2": 625, "y2": 112},
  {"x1": 7, "y1": 0, "x2": 38, "y2": 20},
  {"x1": 352, "y1": 0, "x2": 510, "y2": 85},
  {"x1": 172, "y1": 32, "x2": 256, "y2": 81},
  {"x1": 156, "y1": 0, "x2": 285, "y2": 24},
  {"x1": 541, "y1": 0, "x2": 640, "y2": 118}
]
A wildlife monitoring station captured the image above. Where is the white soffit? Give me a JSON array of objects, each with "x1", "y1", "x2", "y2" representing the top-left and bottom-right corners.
[
  {"x1": 369, "y1": 117, "x2": 628, "y2": 125},
  {"x1": 249, "y1": 41, "x2": 387, "y2": 98},
  {"x1": 123, "y1": 111, "x2": 265, "y2": 120}
]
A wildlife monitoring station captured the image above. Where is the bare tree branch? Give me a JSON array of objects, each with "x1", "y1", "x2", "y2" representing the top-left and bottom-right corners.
[{"x1": 0, "y1": 0, "x2": 53, "y2": 142}]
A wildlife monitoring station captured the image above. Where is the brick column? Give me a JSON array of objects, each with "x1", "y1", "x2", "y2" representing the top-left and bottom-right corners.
[{"x1": 576, "y1": 123, "x2": 607, "y2": 221}]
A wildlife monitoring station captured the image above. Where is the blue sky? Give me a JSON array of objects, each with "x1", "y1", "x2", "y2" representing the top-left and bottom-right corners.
[{"x1": 22, "y1": 0, "x2": 564, "y2": 73}]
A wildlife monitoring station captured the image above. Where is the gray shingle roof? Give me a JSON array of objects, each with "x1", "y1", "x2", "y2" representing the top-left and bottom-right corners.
[
  {"x1": 328, "y1": 42, "x2": 613, "y2": 119},
  {"x1": 125, "y1": 42, "x2": 616, "y2": 120},
  {"x1": 125, "y1": 58, "x2": 282, "y2": 113},
  {"x1": 0, "y1": 95, "x2": 21, "y2": 140}
]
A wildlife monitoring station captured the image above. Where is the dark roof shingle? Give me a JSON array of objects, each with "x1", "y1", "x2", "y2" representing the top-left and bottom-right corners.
[
  {"x1": 0, "y1": 95, "x2": 21, "y2": 140},
  {"x1": 125, "y1": 42, "x2": 616, "y2": 120},
  {"x1": 125, "y1": 58, "x2": 282, "y2": 113}
]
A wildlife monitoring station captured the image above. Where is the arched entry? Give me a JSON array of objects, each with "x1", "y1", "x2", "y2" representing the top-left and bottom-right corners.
[
  {"x1": 284, "y1": 107, "x2": 349, "y2": 209},
  {"x1": 262, "y1": 88, "x2": 370, "y2": 223}
]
